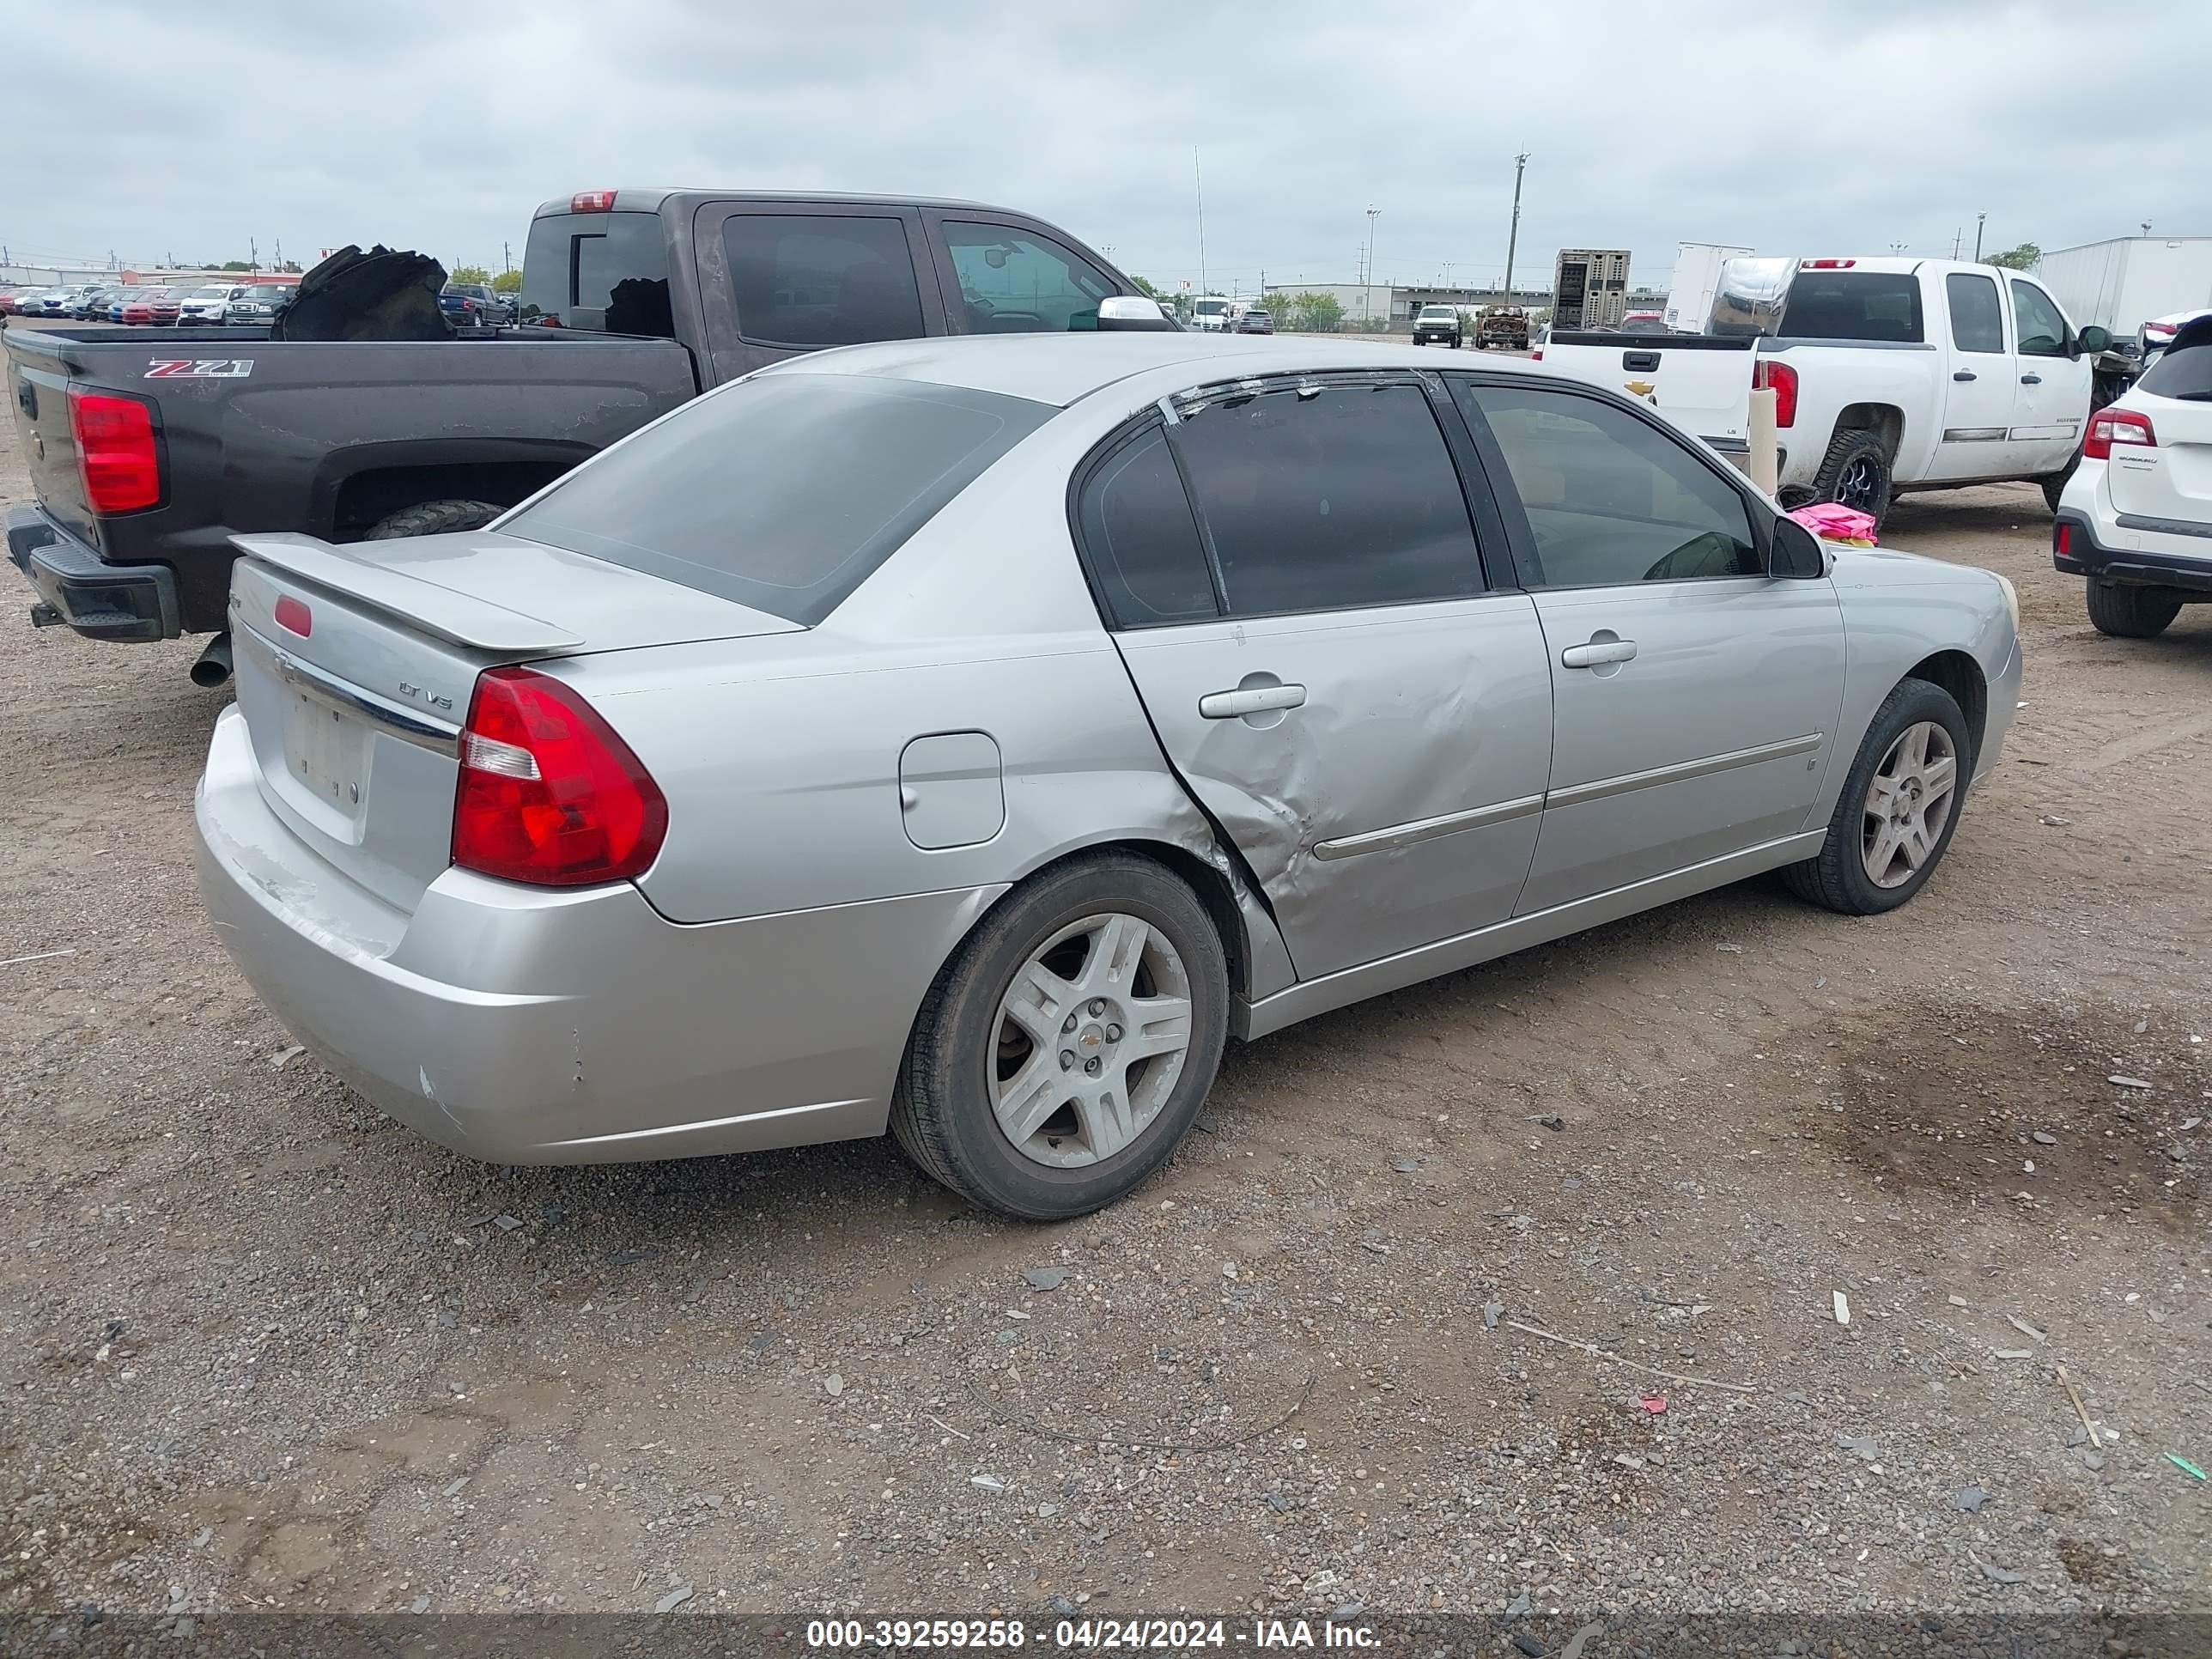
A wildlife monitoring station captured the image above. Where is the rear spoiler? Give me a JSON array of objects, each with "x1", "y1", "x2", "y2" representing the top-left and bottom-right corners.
[{"x1": 229, "y1": 532, "x2": 585, "y2": 654}]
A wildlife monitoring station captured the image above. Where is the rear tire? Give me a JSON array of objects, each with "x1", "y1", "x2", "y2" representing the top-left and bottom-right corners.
[
  {"x1": 362, "y1": 499, "x2": 505, "y2": 540},
  {"x1": 890, "y1": 852, "x2": 1230, "y2": 1221},
  {"x1": 2085, "y1": 580, "x2": 2181, "y2": 638},
  {"x1": 1783, "y1": 678, "x2": 1971, "y2": 916},
  {"x1": 2040, "y1": 467, "x2": 2073, "y2": 516},
  {"x1": 1810, "y1": 428, "x2": 1893, "y2": 532}
]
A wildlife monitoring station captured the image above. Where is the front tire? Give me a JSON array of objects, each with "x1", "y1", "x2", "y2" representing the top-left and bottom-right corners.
[
  {"x1": 890, "y1": 853, "x2": 1229, "y2": 1220},
  {"x1": 1811, "y1": 428, "x2": 1893, "y2": 532},
  {"x1": 2085, "y1": 580, "x2": 2181, "y2": 638},
  {"x1": 1784, "y1": 678, "x2": 1971, "y2": 916}
]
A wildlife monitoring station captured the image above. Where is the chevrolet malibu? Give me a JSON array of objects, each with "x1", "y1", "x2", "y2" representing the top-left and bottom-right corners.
[{"x1": 197, "y1": 331, "x2": 2021, "y2": 1218}]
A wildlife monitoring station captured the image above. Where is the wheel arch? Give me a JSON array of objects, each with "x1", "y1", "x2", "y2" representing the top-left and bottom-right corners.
[
  {"x1": 1902, "y1": 648, "x2": 1987, "y2": 771},
  {"x1": 1834, "y1": 402, "x2": 1905, "y2": 463}
]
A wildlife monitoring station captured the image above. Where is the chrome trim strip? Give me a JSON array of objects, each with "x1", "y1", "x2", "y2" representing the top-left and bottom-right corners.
[
  {"x1": 1941, "y1": 427, "x2": 2008, "y2": 443},
  {"x1": 1545, "y1": 732, "x2": 1823, "y2": 810},
  {"x1": 242, "y1": 628, "x2": 461, "y2": 754},
  {"x1": 1311, "y1": 793, "x2": 1544, "y2": 862},
  {"x1": 2116, "y1": 512, "x2": 2212, "y2": 541}
]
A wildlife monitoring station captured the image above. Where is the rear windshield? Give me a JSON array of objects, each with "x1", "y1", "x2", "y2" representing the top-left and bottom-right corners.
[
  {"x1": 501, "y1": 373, "x2": 1052, "y2": 624},
  {"x1": 2138, "y1": 344, "x2": 2212, "y2": 400},
  {"x1": 1778, "y1": 272, "x2": 1923, "y2": 343},
  {"x1": 519, "y1": 209, "x2": 672, "y2": 336}
]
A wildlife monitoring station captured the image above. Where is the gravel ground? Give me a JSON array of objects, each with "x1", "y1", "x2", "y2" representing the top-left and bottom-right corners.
[{"x1": 0, "y1": 354, "x2": 2206, "y2": 1624}]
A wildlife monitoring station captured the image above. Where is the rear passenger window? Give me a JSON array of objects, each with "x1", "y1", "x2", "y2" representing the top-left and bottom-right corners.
[
  {"x1": 1171, "y1": 382, "x2": 1484, "y2": 617},
  {"x1": 1946, "y1": 272, "x2": 2006, "y2": 355},
  {"x1": 1075, "y1": 427, "x2": 1219, "y2": 628},
  {"x1": 1778, "y1": 272, "x2": 1924, "y2": 343},
  {"x1": 725, "y1": 214, "x2": 926, "y2": 348}
]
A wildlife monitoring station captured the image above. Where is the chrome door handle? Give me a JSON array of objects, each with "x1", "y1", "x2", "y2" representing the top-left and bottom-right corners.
[
  {"x1": 1199, "y1": 682, "x2": 1307, "y2": 719},
  {"x1": 2021, "y1": 373, "x2": 2042, "y2": 385},
  {"x1": 1953, "y1": 370, "x2": 1977, "y2": 381},
  {"x1": 1560, "y1": 639, "x2": 1638, "y2": 669}
]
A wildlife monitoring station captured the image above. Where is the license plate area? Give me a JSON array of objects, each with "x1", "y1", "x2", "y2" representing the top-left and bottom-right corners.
[{"x1": 283, "y1": 687, "x2": 372, "y2": 820}]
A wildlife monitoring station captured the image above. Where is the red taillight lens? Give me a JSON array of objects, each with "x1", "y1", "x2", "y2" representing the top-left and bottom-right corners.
[
  {"x1": 1800, "y1": 258, "x2": 1857, "y2": 269},
  {"x1": 68, "y1": 388, "x2": 161, "y2": 514},
  {"x1": 1529, "y1": 347, "x2": 1543, "y2": 361},
  {"x1": 569, "y1": 190, "x2": 617, "y2": 213},
  {"x1": 2083, "y1": 407, "x2": 2155, "y2": 461},
  {"x1": 1754, "y1": 358, "x2": 1799, "y2": 428},
  {"x1": 452, "y1": 667, "x2": 667, "y2": 887},
  {"x1": 2055, "y1": 521, "x2": 2073, "y2": 556},
  {"x1": 274, "y1": 595, "x2": 313, "y2": 636}
]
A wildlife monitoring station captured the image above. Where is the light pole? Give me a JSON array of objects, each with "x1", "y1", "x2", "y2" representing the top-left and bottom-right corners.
[
  {"x1": 1888, "y1": 241, "x2": 1908, "y2": 254},
  {"x1": 1364, "y1": 205, "x2": 1380, "y2": 325},
  {"x1": 1502, "y1": 151, "x2": 1529, "y2": 303},
  {"x1": 1973, "y1": 212, "x2": 1986, "y2": 262}
]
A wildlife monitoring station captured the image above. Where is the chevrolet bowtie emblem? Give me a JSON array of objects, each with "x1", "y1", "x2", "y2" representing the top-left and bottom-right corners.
[{"x1": 1624, "y1": 380, "x2": 1656, "y2": 397}]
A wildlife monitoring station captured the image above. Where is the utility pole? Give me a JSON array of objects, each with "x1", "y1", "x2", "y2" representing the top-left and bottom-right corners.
[
  {"x1": 1194, "y1": 149, "x2": 1207, "y2": 296},
  {"x1": 1950, "y1": 227, "x2": 1962, "y2": 259},
  {"x1": 274, "y1": 238, "x2": 283, "y2": 271},
  {"x1": 502, "y1": 240, "x2": 513, "y2": 276},
  {"x1": 1502, "y1": 150, "x2": 1529, "y2": 302},
  {"x1": 1973, "y1": 211, "x2": 1985, "y2": 262},
  {"x1": 250, "y1": 237, "x2": 258, "y2": 271},
  {"x1": 1364, "y1": 205, "x2": 1380, "y2": 325}
]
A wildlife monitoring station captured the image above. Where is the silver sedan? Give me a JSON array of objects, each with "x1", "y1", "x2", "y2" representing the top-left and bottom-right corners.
[{"x1": 196, "y1": 331, "x2": 2021, "y2": 1218}]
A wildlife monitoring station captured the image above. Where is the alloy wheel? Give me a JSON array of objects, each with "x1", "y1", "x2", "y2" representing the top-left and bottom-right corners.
[
  {"x1": 988, "y1": 913, "x2": 1194, "y2": 1169},
  {"x1": 1861, "y1": 720, "x2": 1959, "y2": 888}
]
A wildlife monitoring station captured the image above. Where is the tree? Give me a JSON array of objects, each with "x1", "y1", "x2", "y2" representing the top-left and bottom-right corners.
[
  {"x1": 220, "y1": 261, "x2": 253, "y2": 272},
  {"x1": 491, "y1": 269, "x2": 522, "y2": 294},
  {"x1": 1296, "y1": 291, "x2": 1344, "y2": 332},
  {"x1": 1128, "y1": 274, "x2": 1160, "y2": 300},
  {"x1": 449, "y1": 264, "x2": 492, "y2": 285},
  {"x1": 1985, "y1": 243, "x2": 2039, "y2": 270}
]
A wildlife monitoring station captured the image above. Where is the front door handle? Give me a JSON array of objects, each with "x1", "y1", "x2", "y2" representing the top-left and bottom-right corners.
[
  {"x1": 2021, "y1": 373, "x2": 2042, "y2": 385},
  {"x1": 1953, "y1": 370, "x2": 1977, "y2": 381},
  {"x1": 1561, "y1": 638, "x2": 1638, "y2": 669},
  {"x1": 1199, "y1": 682, "x2": 1307, "y2": 719}
]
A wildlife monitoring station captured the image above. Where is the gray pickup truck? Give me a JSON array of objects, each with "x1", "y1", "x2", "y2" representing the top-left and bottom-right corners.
[{"x1": 5, "y1": 188, "x2": 1161, "y2": 682}]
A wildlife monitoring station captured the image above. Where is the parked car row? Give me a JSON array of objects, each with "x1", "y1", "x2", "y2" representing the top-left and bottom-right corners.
[{"x1": 0, "y1": 280, "x2": 298, "y2": 324}]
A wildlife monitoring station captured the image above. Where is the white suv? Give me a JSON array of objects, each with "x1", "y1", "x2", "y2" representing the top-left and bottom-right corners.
[{"x1": 2054, "y1": 316, "x2": 2212, "y2": 638}]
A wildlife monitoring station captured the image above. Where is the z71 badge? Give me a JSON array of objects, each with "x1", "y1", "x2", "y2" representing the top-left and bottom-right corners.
[{"x1": 143, "y1": 359, "x2": 255, "y2": 379}]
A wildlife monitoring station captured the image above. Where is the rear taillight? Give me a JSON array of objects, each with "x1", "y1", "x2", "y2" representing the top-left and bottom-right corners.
[
  {"x1": 569, "y1": 190, "x2": 617, "y2": 213},
  {"x1": 452, "y1": 667, "x2": 667, "y2": 887},
  {"x1": 1529, "y1": 347, "x2": 1543, "y2": 361},
  {"x1": 68, "y1": 388, "x2": 161, "y2": 514},
  {"x1": 2055, "y1": 521, "x2": 2073, "y2": 556},
  {"x1": 1801, "y1": 258, "x2": 1857, "y2": 269},
  {"x1": 2083, "y1": 407, "x2": 2155, "y2": 461},
  {"x1": 1754, "y1": 358, "x2": 1799, "y2": 428}
]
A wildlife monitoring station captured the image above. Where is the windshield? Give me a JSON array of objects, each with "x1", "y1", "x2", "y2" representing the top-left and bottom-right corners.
[
  {"x1": 188, "y1": 287, "x2": 230, "y2": 300},
  {"x1": 503, "y1": 373, "x2": 1052, "y2": 624},
  {"x1": 1193, "y1": 299, "x2": 1227, "y2": 316},
  {"x1": 2138, "y1": 343, "x2": 2212, "y2": 401},
  {"x1": 1419, "y1": 306, "x2": 1455, "y2": 319}
]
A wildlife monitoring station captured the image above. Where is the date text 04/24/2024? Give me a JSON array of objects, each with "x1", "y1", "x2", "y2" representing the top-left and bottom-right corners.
[{"x1": 803, "y1": 1620, "x2": 1382, "y2": 1650}]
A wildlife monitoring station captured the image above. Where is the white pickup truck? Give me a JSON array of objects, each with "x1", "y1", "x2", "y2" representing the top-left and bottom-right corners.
[{"x1": 1538, "y1": 257, "x2": 2114, "y2": 526}]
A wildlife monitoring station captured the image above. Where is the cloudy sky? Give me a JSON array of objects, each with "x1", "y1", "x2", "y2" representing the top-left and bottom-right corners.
[{"x1": 8, "y1": 0, "x2": 2208, "y2": 293}]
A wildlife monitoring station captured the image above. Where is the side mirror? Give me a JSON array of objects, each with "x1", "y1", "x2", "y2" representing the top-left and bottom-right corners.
[
  {"x1": 1097, "y1": 295, "x2": 1176, "y2": 332},
  {"x1": 2076, "y1": 324, "x2": 2112, "y2": 355},
  {"x1": 1769, "y1": 516, "x2": 1826, "y2": 580}
]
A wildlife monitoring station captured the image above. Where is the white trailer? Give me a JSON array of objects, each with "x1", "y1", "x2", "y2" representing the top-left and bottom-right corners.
[
  {"x1": 2039, "y1": 236, "x2": 2212, "y2": 343},
  {"x1": 1663, "y1": 241, "x2": 1753, "y2": 332}
]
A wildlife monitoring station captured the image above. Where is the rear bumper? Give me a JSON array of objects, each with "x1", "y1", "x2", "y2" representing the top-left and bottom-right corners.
[
  {"x1": 5, "y1": 502, "x2": 181, "y2": 641},
  {"x1": 194, "y1": 706, "x2": 1004, "y2": 1166},
  {"x1": 2053, "y1": 507, "x2": 2212, "y2": 595}
]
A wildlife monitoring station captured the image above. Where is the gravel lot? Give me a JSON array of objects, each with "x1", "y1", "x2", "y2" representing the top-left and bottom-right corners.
[{"x1": 1, "y1": 346, "x2": 2206, "y2": 1624}]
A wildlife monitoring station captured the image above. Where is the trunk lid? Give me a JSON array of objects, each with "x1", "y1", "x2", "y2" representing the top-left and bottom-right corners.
[
  {"x1": 228, "y1": 530, "x2": 799, "y2": 914},
  {"x1": 2105, "y1": 391, "x2": 2212, "y2": 533}
]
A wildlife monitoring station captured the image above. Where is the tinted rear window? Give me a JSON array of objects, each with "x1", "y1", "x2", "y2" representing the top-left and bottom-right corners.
[
  {"x1": 502, "y1": 374, "x2": 1051, "y2": 624},
  {"x1": 1778, "y1": 272, "x2": 1923, "y2": 343},
  {"x1": 2139, "y1": 344, "x2": 2212, "y2": 400},
  {"x1": 519, "y1": 210, "x2": 672, "y2": 337}
]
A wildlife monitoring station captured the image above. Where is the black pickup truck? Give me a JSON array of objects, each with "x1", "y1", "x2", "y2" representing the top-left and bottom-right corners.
[{"x1": 4, "y1": 188, "x2": 1160, "y2": 679}]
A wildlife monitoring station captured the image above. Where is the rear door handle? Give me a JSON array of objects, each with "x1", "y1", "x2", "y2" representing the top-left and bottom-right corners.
[
  {"x1": 1953, "y1": 370, "x2": 1977, "y2": 382},
  {"x1": 2021, "y1": 373, "x2": 2042, "y2": 384},
  {"x1": 1199, "y1": 682, "x2": 1307, "y2": 719},
  {"x1": 1561, "y1": 639, "x2": 1638, "y2": 668}
]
